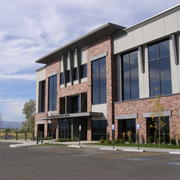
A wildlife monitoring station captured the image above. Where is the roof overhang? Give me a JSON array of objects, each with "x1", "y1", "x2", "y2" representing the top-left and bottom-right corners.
[
  {"x1": 36, "y1": 23, "x2": 125, "y2": 64},
  {"x1": 42, "y1": 112, "x2": 103, "y2": 120}
]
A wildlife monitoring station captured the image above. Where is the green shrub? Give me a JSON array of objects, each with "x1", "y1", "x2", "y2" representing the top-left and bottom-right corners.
[
  {"x1": 118, "y1": 139, "x2": 125, "y2": 144},
  {"x1": 171, "y1": 139, "x2": 176, "y2": 145},
  {"x1": 147, "y1": 136, "x2": 154, "y2": 144},
  {"x1": 99, "y1": 139, "x2": 105, "y2": 144},
  {"x1": 105, "y1": 139, "x2": 112, "y2": 144}
]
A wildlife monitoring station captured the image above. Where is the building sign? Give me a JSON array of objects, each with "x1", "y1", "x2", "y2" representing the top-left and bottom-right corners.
[
  {"x1": 112, "y1": 124, "x2": 115, "y2": 131},
  {"x1": 136, "y1": 123, "x2": 140, "y2": 130}
]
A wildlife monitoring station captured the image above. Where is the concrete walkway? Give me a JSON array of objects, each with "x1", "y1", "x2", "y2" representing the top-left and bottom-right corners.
[{"x1": 1, "y1": 139, "x2": 180, "y2": 154}]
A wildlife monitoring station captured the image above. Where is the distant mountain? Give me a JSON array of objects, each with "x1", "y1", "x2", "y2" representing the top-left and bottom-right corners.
[{"x1": 0, "y1": 121, "x2": 22, "y2": 129}]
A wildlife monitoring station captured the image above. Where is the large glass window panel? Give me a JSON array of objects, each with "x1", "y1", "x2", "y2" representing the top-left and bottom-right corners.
[
  {"x1": 92, "y1": 57, "x2": 106, "y2": 104},
  {"x1": 100, "y1": 72, "x2": 106, "y2": 103},
  {"x1": 92, "y1": 74, "x2": 100, "y2": 105},
  {"x1": 48, "y1": 75, "x2": 57, "y2": 111},
  {"x1": 150, "y1": 79, "x2": 161, "y2": 97},
  {"x1": 80, "y1": 64, "x2": 87, "y2": 78},
  {"x1": 159, "y1": 40, "x2": 170, "y2": 58},
  {"x1": 92, "y1": 120, "x2": 107, "y2": 140},
  {"x1": 130, "y1": 51, "x2": 138, "y2": 68},
  {"x1": 121, "y1": 50, "x2": 139, "y2": 101},
  {"x1": 148, "y1": 44, "x2": 159, "y2": 60},
  {"x1": 100, "y1": 57, "x2": 106, "y2": 72},
  {"x1": 66, "y1": 70, "x2": 70, "y2": 83},
  {"x1": 148, "y1": 40, "x2": 172, "y2": 97},
  {"x1": 60, "y1": 72, "x2": 64, "y2": 85},
  {"x1": 38, "y1": 80, "x2": 46, "y2": 112},
  {"x1": 149, "y1": 60, "x2": 160, "y2": 80},
  {"x1": 73, "y1": 67, "x2": 78, "y2": 81}
]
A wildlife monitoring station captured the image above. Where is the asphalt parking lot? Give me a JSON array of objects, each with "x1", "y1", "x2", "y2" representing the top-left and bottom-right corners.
[{"x1": 0, "y1": 142, "x2": 180, "y2": 180}]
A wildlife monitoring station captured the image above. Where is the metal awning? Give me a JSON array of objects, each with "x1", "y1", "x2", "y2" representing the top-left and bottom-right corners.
[{"x1": 42, "y1": 112, "x2": 102, "y2": 120}]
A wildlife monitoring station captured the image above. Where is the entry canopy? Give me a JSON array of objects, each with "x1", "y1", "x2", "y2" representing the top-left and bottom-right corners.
[{"x1": 42, "y1": 112, "x2": 103, "y2": 120}]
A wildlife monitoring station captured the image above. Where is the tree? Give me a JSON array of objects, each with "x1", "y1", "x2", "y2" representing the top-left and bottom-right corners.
[
  {"x1": 150, "y1": 95, "x2": 165, "y2": 146},
  {"x1": 21, "y1": 100, "x2": 36, "y2": 133},
  {"x1": 0, "y1": 113, "x2": 2, "y2": 129}
]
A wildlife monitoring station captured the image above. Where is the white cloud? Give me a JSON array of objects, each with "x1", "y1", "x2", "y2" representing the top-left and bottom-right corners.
[
  {"x1": 0, "y1": 0, "x2": 179, "y2": 122},
  {"x1": 0, "y1": 98, "x2": 27, "y2": 122},
  {"x1": 0, "y1": 0, "x2": 179, "y2": 78},
  {"x1": 0, "y1": 74, "x2": 35, "y2": 80}
]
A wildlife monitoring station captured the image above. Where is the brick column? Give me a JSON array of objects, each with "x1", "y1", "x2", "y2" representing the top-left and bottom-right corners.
[
  {"x1": 137, "y1": 117, "x2": 146, "y2": 144},
  {"x1": 56, "y1": 123, "x2": 59, "y2": 139},
  {"x1": 34, "y1": 123, "x2": 38, "y2": 138},
  {"x1": 44, "y1": 122, "x2": 48, "y2": 137},
  {"x1": 87, "y1": 118, "x2": 92, "y2": 141},
  {"x1": 115, "y1": 119, "x2": 119, "y2": 140}
]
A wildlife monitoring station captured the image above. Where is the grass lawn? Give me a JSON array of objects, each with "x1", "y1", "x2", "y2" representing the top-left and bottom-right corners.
[
  {"x1": 88, "y1": 143, "x2": 180, "y2": 149},
  {"x1": 36, "y1": 143, "x2": 66, "y2": 146}
]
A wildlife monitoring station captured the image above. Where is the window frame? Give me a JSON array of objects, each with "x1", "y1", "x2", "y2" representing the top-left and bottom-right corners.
[
  {"x1": 148, "y1": 39, "x2": 172, "y2": 97},
  {"x1": 48, "y1": 74, "x2": 57, "y2": 111},
  {"x1": 92, "y1": 57, "x2": 107, "y2": 105},
  {"x1": 121, "y1": 49, "x2": 139, "y2": 101}
]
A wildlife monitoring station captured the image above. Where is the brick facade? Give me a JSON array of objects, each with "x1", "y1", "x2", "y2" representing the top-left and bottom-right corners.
[
  {"x1": 87, "y1": 36, "x2": 114, "y2": 140},
  {"x1": 114, "y1": 94, "x2": 180, "y2": 143},
  {"x1": 35, "y1": 23, "x2": 180, "y2": 143}
]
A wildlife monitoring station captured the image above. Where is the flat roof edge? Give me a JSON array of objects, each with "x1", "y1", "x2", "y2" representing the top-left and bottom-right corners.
[
  {"x1": 126, "y1": 4, "x2": 180, "y2": 32},
  {"x1": 35, "y1": 23, "x2": 125, "y2": 64}
]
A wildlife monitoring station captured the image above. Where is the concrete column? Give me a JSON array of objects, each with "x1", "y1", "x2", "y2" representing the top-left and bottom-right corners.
[
  {"x1": 169, "y1": 35, "x2": 180, "y2": 94},
  {"x1": 87, "y1": 118, "x2": 92, "y2": 141},
  {"x1": 138, "y1": 45, "x2": 149, "y2": 98}
]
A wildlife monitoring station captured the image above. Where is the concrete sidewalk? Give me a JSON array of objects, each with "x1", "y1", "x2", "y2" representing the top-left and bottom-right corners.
[{"x1": 2, "y1": 140, "x2": 180, "y2": 154}]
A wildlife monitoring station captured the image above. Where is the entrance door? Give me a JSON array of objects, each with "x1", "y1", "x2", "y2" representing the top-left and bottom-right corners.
[
  {"x1": 37, "y1": 124, "x2": 44, "y2": 138},
  {"x1": 118, "y1": 119, "x2": 136, "y2": 142},
  {"x1": 59, "y1": 118, "x2": 87, "y2": 140},
  {"x1": 59, "y1": 119, "x2": 71, "y2": 139}
]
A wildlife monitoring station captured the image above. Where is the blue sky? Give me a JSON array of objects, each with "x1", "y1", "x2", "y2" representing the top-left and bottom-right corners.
[{"x1": 0, "y1": 0, "x2": 179, "y2": 122}]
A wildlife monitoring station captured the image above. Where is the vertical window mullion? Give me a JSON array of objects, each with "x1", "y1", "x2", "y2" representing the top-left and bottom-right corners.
[
  {"x1": 98, "y1": 60, "x2": 100, "y2": 103},
  {"x1": 129, "y1": 54, "x2": 131, "y2": 99}
]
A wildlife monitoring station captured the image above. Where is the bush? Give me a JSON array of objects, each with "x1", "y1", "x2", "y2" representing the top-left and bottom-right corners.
[
  {"x1": 147, "y1": 136, "x2": 154, "y2": 144},
  {"x1": 99, "y1": 139, "x2": 105, "y2": 144},
  {"x1": 105, "y1": 139, "x2": 112, "y2": 144},
  {"x1": 55, "y1": 138, "x2": 77, "y2": 142},
  {"x1": 118, "y1": 139, "x2": 125, "y2": 144},
  {"x1": 171, "y1": 139, "x2": 176, "y2": 145}
]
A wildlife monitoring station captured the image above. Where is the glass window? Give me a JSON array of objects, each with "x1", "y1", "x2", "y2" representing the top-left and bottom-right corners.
[
  {"x1": 38, "y1": 80, "x2": 46, "y2": 112},
  {"x1": 92, "y1": 120, "x2": 107, "y2": 140},
  {"x1": 48, "y1": 74, "x2": 57, "y2": 111},
  {"x1": 118, "y1": 119, "x2": 136, "y2": 142},
  {"x1": 121, "y1": 50, "x2": 139, "y2": 101},
  {"x1": 92, "y1": 57, "x2": 106, "y2": 104},
  {"x1": 66, "y1": 70, "x2": 70, "y2": 83},
  {"x1": 60, "y1": 72, "x2": 64, "y2": 85},
  {"x1": 72, "y1": 67, "x2": 78, "y2": 81},
  {"x1": 80, "y1": 64, "x2": 87, "y2": 78},
  {"x1": 148, "y1": 40, "x2": 172, "y2": 97},
  {"x1": 146, "y1": 117, "x2": 170, "y2": 144}
]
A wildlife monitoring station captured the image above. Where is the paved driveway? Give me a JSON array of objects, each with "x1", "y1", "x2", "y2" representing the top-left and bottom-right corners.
[{"x1": 0, "y1": 142, "x2": 180, "y2": 180}]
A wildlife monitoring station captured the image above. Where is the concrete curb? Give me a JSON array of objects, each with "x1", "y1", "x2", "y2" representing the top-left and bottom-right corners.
[
  {"x1": 100, "y1": 147, "x2": 118, "y2": 151},
  {"x1": 67, "y1": 145, "x2": 81, "y2": 148},
  {"x1": 169, "y1": 152, "x2": 180, "y2": 155},
  {"x1": 9, "y1": 143, "x2": 37, "y2": 148},
  {"x1": 122, "y1": 149, "x2": 144, "y2": 152}
]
